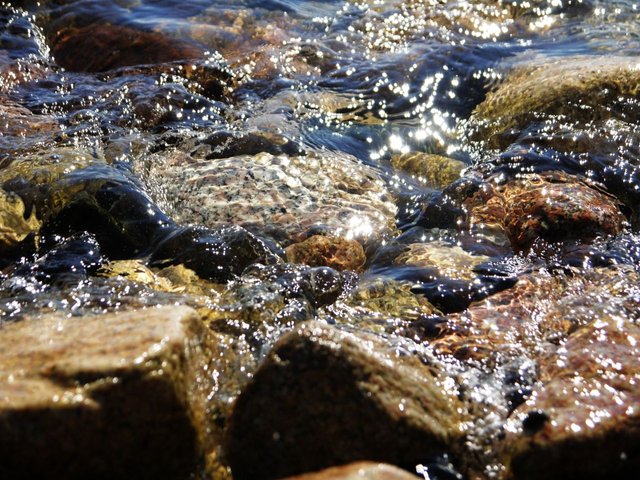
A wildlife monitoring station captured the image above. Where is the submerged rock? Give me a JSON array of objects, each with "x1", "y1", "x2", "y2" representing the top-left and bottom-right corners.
[
  {"x1": 141, "y1": 151, "x2": 397, "y2": 247},
  {"x1": 470, "y1": 56, "x2": 640, "y2": 149},
  {"x1": 391, "y1": 153, "x2": 465, "y2": 190},
  {"x1": 0, "y1": 306, "x2": 217, "y2": 480},
  {"x1": 286, "y1": 235, "x2": 366, "y2": 272},
  {"x1": 463, "y1": 171, "x2": 626, "y2": 251},
  {"x1": 224, "y1": 321, "x2": 467, "y2": 480},
  {"x1": 0, "y1": 188, "x2": 41, "y2": 253},
  {"x1": 50, "y1": 24, "x2": 202, "y2": 72},
  {"x1": 282, "y1": 462, "x2": 419, "y2": 480}
]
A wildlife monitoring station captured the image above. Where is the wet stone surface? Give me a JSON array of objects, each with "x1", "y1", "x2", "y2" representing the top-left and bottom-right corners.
[{"x1": 1, "y1": 1, "x2": 640, "y2": 479}]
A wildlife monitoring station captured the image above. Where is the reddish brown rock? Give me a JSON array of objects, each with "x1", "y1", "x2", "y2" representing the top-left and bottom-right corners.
[
  {"x1": 501, "y1": 315, "x2": 640, "y2": 480},
  {"x1": 224, "y1": 321, "x2": 467, "y2": 480},
  {"x1": 0, "y1": 306, "x2": 217, "y2": 480},
  {"x1": 286, "y1": 235, "x2": 366, "y2": 272},
  {"x1": 51, "y1": 24, "x2": 202, "y2": 72},
  {"x1": 464, "y1": 172, "x2": 626, "y2": 251},
  {"x1": 282, "y1": 462, "x2": 418, "y2": 480}
]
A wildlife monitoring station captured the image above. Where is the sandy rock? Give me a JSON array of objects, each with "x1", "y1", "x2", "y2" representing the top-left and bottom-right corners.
[
  {"x1": 391, "y1": 153, "x2": 465, "y2": 190},
  {"x1": 282, "y1": 462, "x2": 418, "y2": 480},
  {"x1": 0, "y1": 306, "x2": 217, "y2": 480},
  {"x1": 224, "y1": 321, "x2": 467, "y2": 480},
  {"x1": 286, "y1": 235, "x2": 366, "y2": 272},
  {"x1": 464, "y1": 172, "x2": 626, "y2": 251}
]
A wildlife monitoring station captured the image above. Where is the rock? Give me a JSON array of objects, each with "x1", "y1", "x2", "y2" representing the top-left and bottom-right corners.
[
  {"x1": 286, "y1": 235, "x2": 366, "y2": 272},
  {"x1": 470, "y1": 56, "x2": 640, "y2": 148},
  {"x1": 463, "y1": 172, "x2": 626, "y2": 251},
  {"x1": 394, "y1": 242, "x2": 490, "y2": 281},
  {"x1": 0, "y1": 100, "x2": 60, "y2": 155},
  {"x1": 391, "y1": 153, "x2": 465, "y2": 190},
  {"x1": 0, "y1": 188, "x2": 41, "y2": 253},
  {"x1": 282, "y1": 462, "x2": 418, "y2": 480},
  {"x1": 0, "y1": 306, "x2": 218, "y2": 480},
  {"x1": 224, "y1": 321, "x2": 467, "y2": 480},
  {"x1": 50, "y1": 24, "x2": 202, "y2": 72},
  {"x1": 141, "y1": 151, "x2": 397, "y2": 247},
  {"x1": 500, "y1": 314, "x2": 640, "y2": 480}
]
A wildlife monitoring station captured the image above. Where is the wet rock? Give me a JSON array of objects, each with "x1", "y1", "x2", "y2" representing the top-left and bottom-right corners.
[
  {"x1": 0, "y1": 306, "x2": 217, "y2": 480},
  {"x1": 0, "y1": 100, "x2": 60, "y2": 155},
  {"x1": 470, "y1": 56, "x2": 640, "y2": 148},
  {"x1": 501, "y1": 314, "x2": 640, "y2": 480},
  {"x1": 0, "y1": 187, "x2": 41, "y2": 253},
  {"x1": 464, "y1": 172, "x2": 626, "y2": 251},
  {"x1": 51, "y1": 24, "x2": 202, "y2": 73},
  {"x1": 282, "y1": 462, "x2": 418, "y2": 480},
  {"x1": 98, "y1": 259, "x2": 175, "y2": 292},
  {"x1": 201, "y1": 130, "x2": 304, "y2": 159},
  {"x1": 149, "y1": 224, "x2": 281, "y2": 283},
  {"x1": 394, "y1": 242, "x2": 490, "y2": 281},
  {"x1": 391, "y1": 153, "x2": 465, "y2": 190},
  {"x1": 286, "y1": 235, "x2": 366, "y2": 272},
  {"x1": 224, "y1": 321, "x2": 467, "y2": 480},
  {"x1": 141, "y1": 151, "x2": 397, "y2": 247}
]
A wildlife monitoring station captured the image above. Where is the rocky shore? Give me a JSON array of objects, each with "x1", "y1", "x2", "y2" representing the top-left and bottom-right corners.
[{"x1": 1, "y1": 1, "x2": 640, "y2": 479}]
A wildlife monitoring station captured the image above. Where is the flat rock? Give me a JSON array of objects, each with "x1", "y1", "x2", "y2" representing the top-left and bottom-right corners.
[
  {"x1": 224, "y1": 321, "x2": 467, "y2": 480},
  {"x1": 0, "y1": 305, "x2": 217, "y2": 480},
  {"x1": 282, "y1": 462, "x2": 418, "y2": 480}
]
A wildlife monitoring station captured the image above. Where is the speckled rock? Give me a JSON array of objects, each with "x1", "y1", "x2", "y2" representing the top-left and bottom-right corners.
[
  {"x1": 463, "y1": 171, "x2": 626, "y2": 251},
  {"x1": 0, "y1": 306, "x2": 218, "y2": 480},
  {"x1": 224, "y1": 321, "x2": 467, "y2": 480},
  {"x1": 391, "y1": 153, "x2": 465, "y2": 189},
  {"x1": 501, "y1": 313, "x2": 640, "y2": 480},
  {"x1": 286, "y1": 235, "x2": 366, "y2": 272},
  {"x1": 141, "y1": 151, "x2": 397, "y2": 246},
  {"x1": 282, "y1": 462, "x2": 418, "y2": 480},
  {"x1": 470, "y1": 56, "x2": 640, "y2": 148}
]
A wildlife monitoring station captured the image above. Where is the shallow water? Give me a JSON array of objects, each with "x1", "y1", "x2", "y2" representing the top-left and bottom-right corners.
[{"x1": 1, "y1": 0, "x2": 640, "y2": 478}]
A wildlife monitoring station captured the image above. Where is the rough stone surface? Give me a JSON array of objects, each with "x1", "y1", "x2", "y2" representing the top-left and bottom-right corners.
[
  {"x1": 282, "y1": 462, "x2": 418, "y2": 480},
  {"x1": 464, "y1": 172, "x2": 626, "y2": 251},
  {"x1": 224, "y1": 321, "x2": 467, "y2": 480},
  {"x1": 501, "y1": 315, "x2": 640, "y2": 480},
  {"x1": 286, "y1": 235, "x2": 366, "y2": 272},
  {"x1": 0, "y1": 306, "x2": 217, "y2": 480}
]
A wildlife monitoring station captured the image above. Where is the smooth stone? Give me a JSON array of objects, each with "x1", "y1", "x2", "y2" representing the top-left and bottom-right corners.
[
  {"x1": 391, "y1": 153, "x2": 465, "y2": 190},
  {"x1": 224, "y1": 321, "x2": 467, "y2": 480},
  {"x1": 0, "y1": 305, "x2": 218, "y2": 480},
  {"x1": 50, "y1": 24, "x2": 202, "y2": 72},
  {"x1": 286, "y1": 235, "x2": 366, "y2": 272},
  {"x1": 281, "y1": 462, "x2": 418, "y2": 480}
]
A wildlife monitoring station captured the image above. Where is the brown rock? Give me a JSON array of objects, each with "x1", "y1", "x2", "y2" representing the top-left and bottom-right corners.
[
  {"x1": 501, "y1": 315, "x2": 640, "y2": 479},
  {"x1": 224, "y1": 321, "x2": 467, "y2": 480},
  {"x1": 0, "y1": 306, "x2": 217, "y2": 480},
  {"x1": 464, "y1": 172, "x2": 626, "y2": 251},
  {"x1": 286, "y1": 235, "x2": 366, "y2": 272},
  {"x1": 391, "y1": 153, "x2": 464, "y2": 189},
  {"x1": 0, "y1": 188, "x2": 42, "y2": 253},
  {"x1": 282, "y1": 462, "x2": 418, "y2": 480},
  {"x1": 51, "y1": 24, "x2": 202, "y2": 72}
]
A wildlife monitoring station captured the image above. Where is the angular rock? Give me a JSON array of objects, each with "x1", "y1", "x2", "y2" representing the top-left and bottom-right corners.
[
  {"x1": 224, "y1": 322, "x2": 467, "y2": 480},
  {"x1": 282, "y1": 462, "x2": 418, "y2": 480},
  {"x1": 501, "y1": 314, "x2": 640, "y2": 480},
  {"x1": 286, "y1": 235, "x2": 366, "y2": 272},
  {"x1": 0, "y1": 306, "x2": 217, "y2": 480}
]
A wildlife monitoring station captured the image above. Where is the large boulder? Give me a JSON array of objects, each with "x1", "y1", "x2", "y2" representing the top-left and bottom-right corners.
[
  {"x1": 224, "y1": 321, "x2": 467, "y2": 480},
  {"x1": 0, "y1": 306, "x2": 217, "y2": 480}
]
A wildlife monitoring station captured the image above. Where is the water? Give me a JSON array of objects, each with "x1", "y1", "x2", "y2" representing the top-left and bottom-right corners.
[{"x1": 2, "y1": 1, "x2": 640, "y2": 478}]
